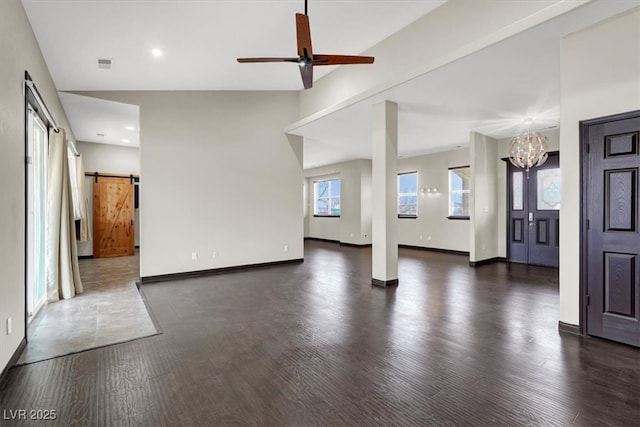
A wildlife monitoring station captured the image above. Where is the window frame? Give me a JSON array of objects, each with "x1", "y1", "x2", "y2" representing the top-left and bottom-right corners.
[
  {"x1": 397, "y1": 171, "x2": 418, "y2": 218},
  {"x1": 447, "y1": 165, "x2": 470, "y2": 220},
  {"x1": 313, "y1": 178, "x2": 341, "y2": 217}
]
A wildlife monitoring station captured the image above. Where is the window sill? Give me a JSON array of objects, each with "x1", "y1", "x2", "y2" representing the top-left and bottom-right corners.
[
  {"x1": 313, "y1": 215, "x2": 341, "y2": 218},
  {"x1": 398, "y1": 215, "x2": 418, "y2": 219},
  {"x1": 447, "y1": 216, "x2": 470, "y2": 220}
]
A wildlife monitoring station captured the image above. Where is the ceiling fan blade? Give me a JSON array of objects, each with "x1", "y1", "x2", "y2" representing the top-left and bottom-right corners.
[
  {"x1": 313, "y1": 54, "x2": 375, "y2": 65},
  {"x1": 296, "y1": 13, "x2": 313, "y2": 59},
  {"x1": 237, "y1": 57, "x2": 299, "y2": 63},
  {"x1": 299, "y1": 62, "x2": 313, "y2": 89}
]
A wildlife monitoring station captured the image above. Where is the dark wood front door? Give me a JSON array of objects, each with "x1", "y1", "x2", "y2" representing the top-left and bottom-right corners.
[
  {"x1": 583, "y1": 111, "x2": 640, "y2": 347},
  {"x1": 93, "y1": 176, "x2": 135, "y2": 258},
  {"x1": 507, "y1": 154, "x2": 560, "y2": 267}
]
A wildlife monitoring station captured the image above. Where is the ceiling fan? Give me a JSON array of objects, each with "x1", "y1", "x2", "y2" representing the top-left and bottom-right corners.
[{"x1": 237, "y1": 0, "x2": 375, "y2": 90}]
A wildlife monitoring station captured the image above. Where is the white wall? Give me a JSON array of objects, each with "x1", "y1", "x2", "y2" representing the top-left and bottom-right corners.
[
  {"x1": 304, "y1": 149, "x2": 471, "y2": 253},
  {"x1": 304, "y1": 159, "x2": 372, "y2": 245},
  {"x1": 76, "y1": 141, "x2": 141, "y2": 256},
  {"x1": 496, "y1": 128, "x2": 560, "y2": 258},
  {"x1": 397, "y1": 149, "x2": 470, "y2": 252},
  {"x1": 77, "y1": 141, "x2": 140, "y2": 175},
  {"x1": 559, "y1": 8, "x2": 640, "y2": 326},
  {"x1": 77, "y1": 91, "x2": 302, "y2": 278},
  {"x1": 298, "y1": 0, "x2": 585, "y2": 119},
  {"x1": 0, "y1": 0, "x2": 76, "y2": 372}
]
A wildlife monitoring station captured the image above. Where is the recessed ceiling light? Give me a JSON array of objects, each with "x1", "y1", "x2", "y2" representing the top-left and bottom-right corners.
[
  {"x1": 124, "y1": 125, "x2": 135, "y2": 131},
  {"x1": 96, "y1": 133, "x2": 105, "y2": 137},
  {"x1": 121, "y1": 139, "x2": 131, "y2": 143},
  {"x1": 151, "y1": 48, "x2": 164, "y2": 57}
]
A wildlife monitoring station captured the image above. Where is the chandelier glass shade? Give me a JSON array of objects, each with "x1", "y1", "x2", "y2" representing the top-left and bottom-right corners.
[{"x1": 509, "y1": 131, "x2": 549, "y2": 172}]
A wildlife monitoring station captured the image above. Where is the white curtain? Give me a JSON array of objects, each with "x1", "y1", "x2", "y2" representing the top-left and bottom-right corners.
[
  {"x1": 67, "y1": 143, "x2": 92, "y2": 241},
  {"x1": 78, "y1": 164, "x2": 92, "y2": 242},
  {"x1": 46, "y1": 128, "x2": 83, "y2": 301},
  {"x1": 67, "y1": 144, "x2": 82, "y2": 220}
]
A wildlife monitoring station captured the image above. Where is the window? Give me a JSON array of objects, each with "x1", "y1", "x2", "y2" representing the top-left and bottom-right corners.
[
  {"x1": 536, "y1": 168, "x2": 561, "y2": 210},
  {"x1": 26, "y1": 105, "x2": 48, "y2": 321},
  {"x1": 314, "y1": 178, "x2": 341, "y2": 216},
  {"x1": 398, "y1": 172, "x2": 418, "y2": 217},
  {"x1": 448, "y1": 166, "x2": 470, "y2": 219}
]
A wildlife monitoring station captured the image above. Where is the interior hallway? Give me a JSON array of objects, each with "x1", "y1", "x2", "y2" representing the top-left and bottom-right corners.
[
  {"x1": 1, "y1": 240, "x2": 638, "y2": 425},
  {"x1": 18, "y1": 252, "x2": 157, "y2": 365}
]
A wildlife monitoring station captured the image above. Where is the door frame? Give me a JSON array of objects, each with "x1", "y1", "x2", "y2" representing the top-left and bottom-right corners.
[
  {"x1": 505, "y1": 151, "x2": 560, "y2": 265},
  {"x1": 23, "y1": 71, "x2": 55, "y2": 338},
  {"x1": 579, "y1": 109, "x2": 640, "y2": 335},
  {"x1": 25, "y1": 106, "x2": 48, "y2": 322}
]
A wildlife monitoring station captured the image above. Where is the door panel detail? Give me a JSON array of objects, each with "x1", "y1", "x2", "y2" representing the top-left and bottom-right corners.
[
  {"x1": 603, "y1": 252, "x2": 636, "y2": 318},
  {"x1": 513, "y1": 218, "x2": 524, "y2": 242},
  {"x1": 604, "y1": 168, "x2": 637, "y2": 232},
  {"x1": 537, "y1": 168, "x2": 561, "y2": 210},
  {"x1": 536, "y1": 219, "x2": 549, "y2": 245},
  {"x1": 512, "y1": 171, "x2": 524, "y2": 210},
  {"x1": 605, "y1": 132, "x2": 638, "y2": 157}
]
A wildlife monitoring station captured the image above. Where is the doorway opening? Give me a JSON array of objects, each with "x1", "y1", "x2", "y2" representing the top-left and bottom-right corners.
[{"x1": 506, "y1": 152, "x2": 560, "y2": 268}]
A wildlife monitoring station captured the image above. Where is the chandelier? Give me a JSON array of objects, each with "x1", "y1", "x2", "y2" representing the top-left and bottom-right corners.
[{"x1": 509, "y1": 119, "x2": 548, "y2": 172}]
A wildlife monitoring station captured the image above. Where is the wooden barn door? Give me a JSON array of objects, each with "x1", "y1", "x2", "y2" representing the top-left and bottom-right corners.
[{"x1": 93, "y1": 176, "x2": 135, "y2": 258}]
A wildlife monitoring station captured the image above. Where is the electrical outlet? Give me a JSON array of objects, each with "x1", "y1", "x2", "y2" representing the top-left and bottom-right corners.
[
  {"x1": 427, "y1": 236, "x2": 432, "y2": 241},
  {"x1": 419, "y1": 235, "x2": 423, "y2": 240},
  {"x1": 191, "y1": 252, "x2": 198, "y2": 261},
  {"x1": 6, "y1": 317, "x2": 12, "y2": 335},
  {"x1": 284, "y1": 244, "x2": 289, "y2": 252},
  {"x1": 212, "y1": 251, "x2": 218, "y2": 258}
]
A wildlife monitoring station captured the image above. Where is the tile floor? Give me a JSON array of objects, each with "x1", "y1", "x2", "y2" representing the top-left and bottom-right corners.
[{"x1": 17, "y1": 252, "x2": 158, "y2": 365}]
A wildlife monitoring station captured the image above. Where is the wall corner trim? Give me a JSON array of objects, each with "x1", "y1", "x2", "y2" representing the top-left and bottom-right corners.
[
  {"x1": 141, "y1": 258, "x2": 304, "y2": 284},
  {"x1": 558, "y1": 321, "x2": 581, "y2": 336},
  {"x1": 398, "y1": 244, "x2": 469, "y2": 256},
  {"x1": 371, "y1": 278, "x2": 399, "y2": 288},
  {"x1": 469, "y1": 257, "x2": 506, "y2": 267},
  {"x1": 0, "y1": 338, "x2": 27, "y2": 386}
]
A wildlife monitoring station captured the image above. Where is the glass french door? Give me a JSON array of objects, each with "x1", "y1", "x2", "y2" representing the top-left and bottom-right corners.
[{"x1": 26, "y1": 105, "x2": 48, "y2": 323}]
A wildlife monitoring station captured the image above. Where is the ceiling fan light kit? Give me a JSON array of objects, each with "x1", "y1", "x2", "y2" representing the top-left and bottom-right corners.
[{"x1": 237, "y1": 0, "x2": 374, "y2": 89}]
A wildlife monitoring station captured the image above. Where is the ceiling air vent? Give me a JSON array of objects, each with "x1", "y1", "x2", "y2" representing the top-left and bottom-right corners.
[{"x1": 97, "y1": 58, "x2": 112, "y2": 70}]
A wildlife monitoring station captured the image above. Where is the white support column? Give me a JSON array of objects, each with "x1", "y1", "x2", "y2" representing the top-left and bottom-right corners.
[
  {"x1": 371, "y1": 101, "x2": 398, "y2": 287},
  {"x1": 469, "y1": 131, "x2": 499, "y2": 264}
]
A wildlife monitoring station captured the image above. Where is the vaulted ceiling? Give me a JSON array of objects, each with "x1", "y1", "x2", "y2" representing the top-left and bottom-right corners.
[{"x1": 21, "y1": 0, "x2": 639, "y2": 167}]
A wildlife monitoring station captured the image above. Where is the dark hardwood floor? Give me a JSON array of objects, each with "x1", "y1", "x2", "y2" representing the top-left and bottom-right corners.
[{"x1": 1, "y1": 241, "x2": 638, "y2": 426}]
